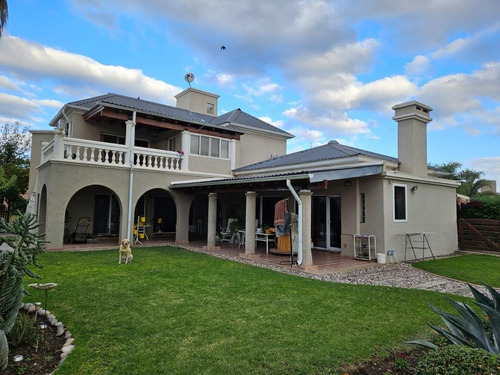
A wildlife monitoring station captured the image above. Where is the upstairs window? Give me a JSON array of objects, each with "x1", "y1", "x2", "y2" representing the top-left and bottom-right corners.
[
  {"x1": 393, "y1": 184, "x2": 407, "y2": 222},
  {"x1": 101, "y1": 133, "x2": 149, "y2": 148},
  {"x1": 190, "y1": 135, "x2": 229, "y2": 159}
]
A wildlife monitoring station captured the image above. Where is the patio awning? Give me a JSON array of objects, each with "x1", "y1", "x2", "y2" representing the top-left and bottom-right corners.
[{"x1": 308, "y1": 164, "x2": 384, "y2": 183}]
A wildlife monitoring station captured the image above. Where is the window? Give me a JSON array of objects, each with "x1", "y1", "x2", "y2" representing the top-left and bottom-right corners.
[
  {"x1": 167, "y1": 137, "x2": 176, "y2": 152},
  {"x1": 190, "y1": 135, "x2": 230, "y2": 159},
  {"x1": 101, "y1": 133, "x2": 149, "y2": 147},
  {"x1": 393, "y1": 184, "x2": 407, "y2": 222},
  {"x1": 360, "y1": 193, "x2": 365, "y2": 223}
]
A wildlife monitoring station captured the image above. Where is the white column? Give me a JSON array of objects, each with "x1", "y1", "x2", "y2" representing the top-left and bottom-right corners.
[
  {"x1": 52, "y1": 130, "x2": 65, "y2": 159},
  {"x1": 245, "y1": 191, "x2": 257, "y2": 254},
  {"x1": 230, "y1": 139, "x2": 237, "y2": 170},
  {"x1": 207, "y1": 193, "x2": 218, "y2": 247},
  {"x1": 299, "y1": 189, "x2": 313, "y2": 267},
  {"x1": 181, "y1": 130, "x2": 190, "y2": 171}
]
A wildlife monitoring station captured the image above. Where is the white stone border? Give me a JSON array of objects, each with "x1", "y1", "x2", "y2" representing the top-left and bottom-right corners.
[{"x1": 19, "y1": 303, "x2": 74, "y2": 373}]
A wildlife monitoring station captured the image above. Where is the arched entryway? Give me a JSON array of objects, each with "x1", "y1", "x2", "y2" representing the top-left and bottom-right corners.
[
  {"x1": 134, "y1": 189, "x2": 177, "y2": 239},
  {"x1": 65, "y1": 185, "x2": 122, "y2": 243}
]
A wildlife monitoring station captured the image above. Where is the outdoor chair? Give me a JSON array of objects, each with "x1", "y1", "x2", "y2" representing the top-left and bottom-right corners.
[{"x1": 220, "y1": 218, "x2": 237, "y2": 242}]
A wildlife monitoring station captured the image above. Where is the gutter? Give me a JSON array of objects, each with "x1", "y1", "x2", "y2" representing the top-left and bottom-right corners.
[{"x1": 286, "y1": 179, "x2": 302, "y2": 266}]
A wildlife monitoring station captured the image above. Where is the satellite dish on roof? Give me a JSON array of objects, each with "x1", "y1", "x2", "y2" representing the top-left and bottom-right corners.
[{"x1": 184, "y1": 73, "x2": 195, "y2": 87}]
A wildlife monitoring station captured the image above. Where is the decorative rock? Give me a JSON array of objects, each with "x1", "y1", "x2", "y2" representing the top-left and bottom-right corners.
[
  {"x1": 64, "y1": 338, "x2": 75, "y2": 346},
  {"x1": 28, "y1": 304, "x2": 36, "y2": 313},
  {"x1": 38, "y1": 308, "x2": 46, "y2": 315},
  {"x1": 58, "y1": 357, "x2": 66, "y2": 367},
  {"x1": 23, "y1": 303, "x2": 31, "y2": 311},
  {"x1": 64, "y1": 331, "x2": 72, "y2": 339},
  {"x1": 45, "y1": 310, "x2": 51, "y2": 316},
  {"x1": 60, "y1": 352, "x2": 68, "y2": 359},
  {"x1": 20, "y1": 303, "x2": 24, "y2": 309},
  {"x1": 55, "y1": 321, "x2": 65, "y2": 328},
  {"x1": 56, "y1": 329, "x2": 65, "y2": 337},
  {"x1": 61, "y1": 345, "x2": 74, "y2": 354}
]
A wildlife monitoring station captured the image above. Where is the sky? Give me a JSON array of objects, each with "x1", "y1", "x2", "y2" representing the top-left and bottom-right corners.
[{"x1": 1, "y1": 0, "x2": 499, "y2": 190}]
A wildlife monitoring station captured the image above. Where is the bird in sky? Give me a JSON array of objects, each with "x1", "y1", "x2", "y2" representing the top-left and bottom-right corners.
[{"x1": 220, "y1": 45, "x2": 226, "y2": 51}]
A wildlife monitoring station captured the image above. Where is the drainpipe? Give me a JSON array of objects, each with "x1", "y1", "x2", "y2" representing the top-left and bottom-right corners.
[
  {"x1": 126, "y1": 112, "x2": 136, "y2": 239},
  {"x1": 286, "y1": 179, "x2": 302, "y2": 265}
]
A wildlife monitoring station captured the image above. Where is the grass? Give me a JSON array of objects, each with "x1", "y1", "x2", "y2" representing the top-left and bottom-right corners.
[
  {"x1": 23, "y1": 247, "x2": 468, "y2": 374},
  {"x1": 412, "y1": 254, "x2": 500, "y2": 287}
]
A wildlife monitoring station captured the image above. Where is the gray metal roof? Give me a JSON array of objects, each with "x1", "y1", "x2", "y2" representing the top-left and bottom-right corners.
[
  {"x1": 68, "y1": 93, "x2": 291, "y2": 137},
  {"x1": 235, "y1": 140, "x2": 399, "y2": 172},
  {"x1": 212, "y1": 109, "x2": 293, "y2": 137}
]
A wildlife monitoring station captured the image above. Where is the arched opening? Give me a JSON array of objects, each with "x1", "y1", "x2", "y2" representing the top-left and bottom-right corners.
[
  {"x1": 133, "y1": 189, "x2": 177, "y2": 241},
  {"x1": 65, "y1": 185, "x2": 121, "y2": 243}
]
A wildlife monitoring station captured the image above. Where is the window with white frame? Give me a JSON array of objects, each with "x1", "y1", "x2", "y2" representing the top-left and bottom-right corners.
[
  {"x1": 393, "y1": 184, "x2": 407, "y2": 222},
  {"x1": 101, "y1": 133, "x2": 149, "y2": 148},
  {"x1": 190, "y1": 134, "x2": 229, "y2": 159}
]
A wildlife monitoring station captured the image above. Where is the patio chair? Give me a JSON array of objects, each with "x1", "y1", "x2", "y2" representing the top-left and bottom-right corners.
[{"x1": 220, "y1": 218, "x2": 237, "y2": 242}]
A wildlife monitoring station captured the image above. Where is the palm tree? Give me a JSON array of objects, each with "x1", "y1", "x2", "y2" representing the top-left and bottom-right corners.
[
  {"x1": 0, "y1": 0, "x2": 7, "y2": 38},
  {"x1": 457, "y1": 169, "x2": 490, "y2": 197}
]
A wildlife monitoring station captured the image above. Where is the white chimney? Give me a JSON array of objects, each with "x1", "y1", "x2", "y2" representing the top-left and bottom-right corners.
[{"x1": 392, "y1": 101, "x2": 433, "y2": 177}]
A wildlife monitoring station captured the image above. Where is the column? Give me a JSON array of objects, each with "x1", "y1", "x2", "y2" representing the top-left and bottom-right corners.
[
  {"x1": 299, "y1": 189, "x2": 313, "y2": 267},
  {"x1": 244, "y1": 191, "x2": 257, "y2": 255},
  {"x1": 230, "y1": 139, "x2": 237, "y2": 170},
  {"x1": 181, "y1": 130, "x2": 190, "y2": 171},
  {"x1": 206, "y1": 193, "x2": 218, "y2": 248}
]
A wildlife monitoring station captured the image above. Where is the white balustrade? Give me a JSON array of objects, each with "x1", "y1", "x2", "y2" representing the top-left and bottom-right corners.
[{"x1": 52, "y1": 138, "x2": 183, "y2": 171}]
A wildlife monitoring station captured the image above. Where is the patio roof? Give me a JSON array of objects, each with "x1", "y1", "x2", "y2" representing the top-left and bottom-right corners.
[{"x1": 170, "y1": 164, "x2": 385, "y2": 192}]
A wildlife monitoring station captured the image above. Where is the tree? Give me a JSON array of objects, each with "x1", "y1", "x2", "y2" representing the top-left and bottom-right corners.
[
  {"x1": 0, "y1": 0, "x2": 7, "y2": 38},
  {"x1": 0, "y1": 122, "x2": 31, "y2": 219},
  {"x1": 431, "y1": 161, "x2": 491, "y2": 197}
]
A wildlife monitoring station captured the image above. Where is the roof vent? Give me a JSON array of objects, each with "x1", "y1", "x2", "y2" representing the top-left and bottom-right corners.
[{"x1": 328, "y1": 140, "x2": 339, "y2": 145}]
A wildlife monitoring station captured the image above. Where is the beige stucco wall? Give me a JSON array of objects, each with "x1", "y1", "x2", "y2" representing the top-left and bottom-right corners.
[
  {"x1": 188, "y1": 155, "x2": 232, "y2": 175},
  {"x1": 238, "y1": 133, "x2": 287, "y2": 168},
  {"x1": 28, "y1": 131, "x2": 54, "y2": 197},
  {"x1": 382, "y1": 178, "x2": 458, "y2": 261}
]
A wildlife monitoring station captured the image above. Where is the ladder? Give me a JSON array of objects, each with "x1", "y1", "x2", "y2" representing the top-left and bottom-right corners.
[{"x1": 403, "y1": 233, "x2": 435, "y2": 262}]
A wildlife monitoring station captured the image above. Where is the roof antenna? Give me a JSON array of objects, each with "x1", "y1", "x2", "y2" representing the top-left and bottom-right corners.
[{"x1": 184, "y1": 72, "x2": 195, "y2": 87}]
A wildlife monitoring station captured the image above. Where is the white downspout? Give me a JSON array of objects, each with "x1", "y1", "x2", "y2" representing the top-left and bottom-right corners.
[
  {"x1": 286, "y1": 179, "x2": 302, "y2": 265},
  {"x1": 126, "y1": 112, "x2": 136, "y2": 239}
]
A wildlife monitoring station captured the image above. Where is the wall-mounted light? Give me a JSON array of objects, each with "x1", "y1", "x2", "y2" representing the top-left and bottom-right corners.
[
  {"x1": 411, "y1": 185, "x2": 418, "y2": 193},
  {"x1": 344, "y1": 180, "x2": 352, "y2": 187}
]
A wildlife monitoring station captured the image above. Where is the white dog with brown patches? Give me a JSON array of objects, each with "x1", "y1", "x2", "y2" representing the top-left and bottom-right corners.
[{"x1": 119, "y1": 239, "x2": 133, "y2": 264}]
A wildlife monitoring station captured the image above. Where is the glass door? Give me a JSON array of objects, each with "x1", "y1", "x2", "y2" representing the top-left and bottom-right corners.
[{"x1": 312, "y1": 196, "x2": 341, "y2": 251}]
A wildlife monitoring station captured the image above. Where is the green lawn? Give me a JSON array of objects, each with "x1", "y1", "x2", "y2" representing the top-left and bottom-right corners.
[
  {"x1": 412, "y1": 254, "x2": 500, "y2": 287},
  {"x1": 23, "y1": 247, "x2": 465, "y2": 375}
]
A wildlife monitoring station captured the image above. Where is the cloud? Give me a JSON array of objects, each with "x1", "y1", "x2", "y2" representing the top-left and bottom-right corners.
[
  {"x1": 0, "y1": 93, "x2": 45, "y2": 122},
  {"x1": 0, "y1": 75, "x2": 21, "y2": 91},
  {"x1": 420, "y1": 62, "x2": 500, "y2": 133},
  {"x1": 405, "y1": 55, "x2": 431, "y2": 78},
  {"x1": 0, "y1": 36, "x2": 180, "y2": 105}
]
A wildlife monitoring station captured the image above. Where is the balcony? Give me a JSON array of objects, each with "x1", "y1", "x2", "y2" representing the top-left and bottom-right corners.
[{"x1": 41, "y1": 136, "x2": 183, "y2": 172}]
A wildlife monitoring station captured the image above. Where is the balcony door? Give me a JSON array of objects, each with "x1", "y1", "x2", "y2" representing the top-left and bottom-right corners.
[{"x1": 311, "y1": 196, "x2": 341, "y2": 251}]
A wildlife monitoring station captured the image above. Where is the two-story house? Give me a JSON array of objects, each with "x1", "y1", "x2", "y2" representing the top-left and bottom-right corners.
[{"x1": 28, "y1": 88, "x2": 459, "y2": 268}]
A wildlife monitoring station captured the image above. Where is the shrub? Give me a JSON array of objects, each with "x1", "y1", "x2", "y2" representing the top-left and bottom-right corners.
[
  {"x1": 0, "y1": 212, "x2": 46, "y2": 371},
  {"x1": 415, "y1": 345, "x2": 500, "y2": 375},
  {"x1": 7, "y1": 312, "x2": 41, "y2": 347}
]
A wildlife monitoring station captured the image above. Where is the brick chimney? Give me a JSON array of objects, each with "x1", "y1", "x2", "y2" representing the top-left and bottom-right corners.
[
  {"x1": 392, "y1": 101, "x2": 433, "y2": 177},
  {"x1": 175, "y1": 88, "x2": 220, "y2": 117}
]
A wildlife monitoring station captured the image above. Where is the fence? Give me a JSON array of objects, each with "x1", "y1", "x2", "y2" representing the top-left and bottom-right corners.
[{"x1": 458, "y1": 218, "x2": 500, "y2": 252}]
